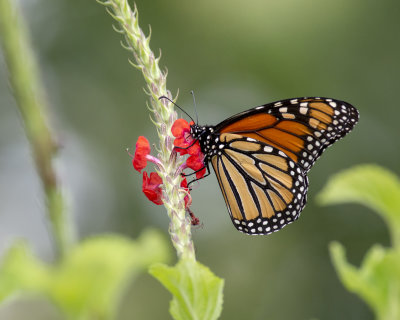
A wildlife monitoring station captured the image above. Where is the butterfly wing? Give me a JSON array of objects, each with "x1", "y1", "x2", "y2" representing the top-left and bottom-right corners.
[
  {"x1": 214, "y1": 97, "x2": 359, "y2": 172},
  {"x1": 211, "y1": 133, "x2": 308, "y2": 235}
]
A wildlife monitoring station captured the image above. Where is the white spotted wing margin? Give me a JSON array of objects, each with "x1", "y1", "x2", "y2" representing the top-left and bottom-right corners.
[
  {"x1": 264, "y1": 97, "x2": 359, "y2": 172},
  {"x1": 210, "y1": 133, "x2": 308, "y2": 235}
]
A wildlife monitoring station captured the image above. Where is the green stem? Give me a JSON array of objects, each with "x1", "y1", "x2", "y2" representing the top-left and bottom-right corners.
[
  {"x1": 99, "y1": 0, "x2": 195, "y2": 260},
  {"x1": 0, "y1": 0, "x2": 72, "y2": 259}
]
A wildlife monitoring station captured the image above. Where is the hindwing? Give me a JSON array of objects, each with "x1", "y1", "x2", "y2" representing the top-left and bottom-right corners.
[{"x1": 210, "y1": 133, "x2": 308, "y2": 235}]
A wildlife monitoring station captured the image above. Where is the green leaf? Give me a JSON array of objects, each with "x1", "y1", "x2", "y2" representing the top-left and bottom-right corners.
[
  {"x1": 330, "y1": 242, "x2": 400, "y2": 320},
  {"x1": 149, "y1": 258, "x2": 224, "y2": 320},
  {"x1": 319, "y1": 165, "x2": 400, "y2": 320},
  {"x1": 0, "y1": 229, "x2": 171, "y2": 320},
  {"x1": 0, "y1": 241, "x2": 50, "y2": 301},
  {"x1": 317, "y1": 164, "x2": 400, "y2": 247},
  {"x1": 51, "y1": 229, "x2": 171, "y2": 319}
]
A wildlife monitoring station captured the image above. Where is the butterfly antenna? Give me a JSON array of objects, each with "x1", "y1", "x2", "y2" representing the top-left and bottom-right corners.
[
  {"x1": 158, "y1": 96, "x2": 195, "y2": 123},
  {"x1": 190, "y1": 90, "x2": 199, "y2": 124}
]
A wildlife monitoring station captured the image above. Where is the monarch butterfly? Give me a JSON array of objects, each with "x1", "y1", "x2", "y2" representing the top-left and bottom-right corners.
[{"x1": 173, "y1": 97, "x2": 359, "y2": 235}]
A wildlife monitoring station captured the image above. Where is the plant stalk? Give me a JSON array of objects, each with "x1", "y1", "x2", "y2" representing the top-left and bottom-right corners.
[
  {"x1": 99, "y1": 0, "x2": 195, "y2": 260},
  {"x1": 0, "y1": 0, "x2": 72, "y2": 259}
]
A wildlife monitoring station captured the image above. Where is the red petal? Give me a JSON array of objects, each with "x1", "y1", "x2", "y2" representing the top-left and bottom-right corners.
[
  {"x1": 136, "y1": 136, "x2": 151, "y2": 153},
  {"x1": 196, "y1": 167, "x2": 207, "y2": 179},
  {"x1": 186, "y1": 154, "x2": 206, "y2": 179},
  {"x1": 142, "y1": 172, "x2": 163, "y2": 205},
  {"x1": 171, "y1": 119, "x2": 190, "y2": 138},
  {"x1": 174, "y1": 137, "x2": 189, "y2": 155},
  {"x1": 186, "y1": 154, "x2": 205, "y2": 171},
  {"x1": 133, "y1": 157, "x2": 147, "y2": 173},
  {"x1": 180, "y1": 177, "x2": 188, "y2": 189},
  {"x1": 187, "y1": 141, "x2": 201, "y2": 156},
  {"x1": 133, "y1": 136, "x2": 151, "y2": 172},
  {"x1": 149, "y1": 171, "x2": 163, "y2": 185}
]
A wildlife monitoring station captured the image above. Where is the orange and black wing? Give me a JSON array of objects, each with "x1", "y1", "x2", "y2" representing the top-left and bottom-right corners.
[
  {"x1": 214, "y1": 97, "x2": 359, "y2": 172},
  {"x1": 211, "y1": 133, "x2": 308, "y2": 235}
]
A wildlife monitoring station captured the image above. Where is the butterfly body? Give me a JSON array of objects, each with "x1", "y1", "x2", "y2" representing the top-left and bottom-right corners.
[{"x1": 190, "y1": 97, "x2": 359, "y2": 235}]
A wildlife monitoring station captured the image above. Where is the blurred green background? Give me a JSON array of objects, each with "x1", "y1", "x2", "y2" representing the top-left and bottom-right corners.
[{"x1": 1, "y1": 0, "x2": 399, "y2": 319}]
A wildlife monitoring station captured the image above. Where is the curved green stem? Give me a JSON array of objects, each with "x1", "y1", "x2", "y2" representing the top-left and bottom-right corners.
[{"x1": 0, "y1": 0, "x2": 72, "y2": 259}]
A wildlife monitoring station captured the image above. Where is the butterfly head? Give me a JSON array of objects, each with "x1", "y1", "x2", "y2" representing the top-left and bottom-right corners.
[
  {"x1": 190, "y1": 123, "x2": 211, "y2": 139},
  {"x1": 190, "y1": 123, "x2": 216, "y2": 158}
]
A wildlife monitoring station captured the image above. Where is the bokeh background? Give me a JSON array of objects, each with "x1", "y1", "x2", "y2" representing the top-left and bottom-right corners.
[{"x1": 1, "y1": 0, "x2": 399, "y2": 319}]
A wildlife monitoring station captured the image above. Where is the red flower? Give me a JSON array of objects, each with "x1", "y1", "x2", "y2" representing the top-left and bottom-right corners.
[
  {"x1": 180, "y1": 177, "x2": 191, "y2": 208},
  {"x1": 186, "y1": 154, "x2": 206, "y2": 179},
  {"x1": 131, "y1": 119, "x2": 209, "y2": 209},
  {"x1": 133, "y1": 136, "x2": 151, "y2": 172},
  {"x1": 142, "y1": 171, "x2": 163, "y2": 205},
  {"x1": 171, "y1": 118, "x2": 191, "y2": 138},
  {"x1": 171, "y1": 119, "x2": 201, "y2": 156},
  {"x1": 172, "y1": 119, "x2": 207, "y2": 179}
]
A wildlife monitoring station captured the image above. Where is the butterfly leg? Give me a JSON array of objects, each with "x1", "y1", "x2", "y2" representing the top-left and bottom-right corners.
[
  {"x1": 187, "y1": 164, "x2": 211, "y2": 188},
  {"x1": 173, "y1": 139, "x2": 199, "y2": 151},
  {"x1": 181, "y1": 170, "x2": 201, "y2": 177}
]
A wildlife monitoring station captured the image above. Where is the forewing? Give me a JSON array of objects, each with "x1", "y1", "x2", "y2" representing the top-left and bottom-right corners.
[
  {"x1": 216, "y1": 97, "x2": 359, "y2": 172},
  {"x1": 211, "y1": 133, "x2": 308, "y2": 235}
]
